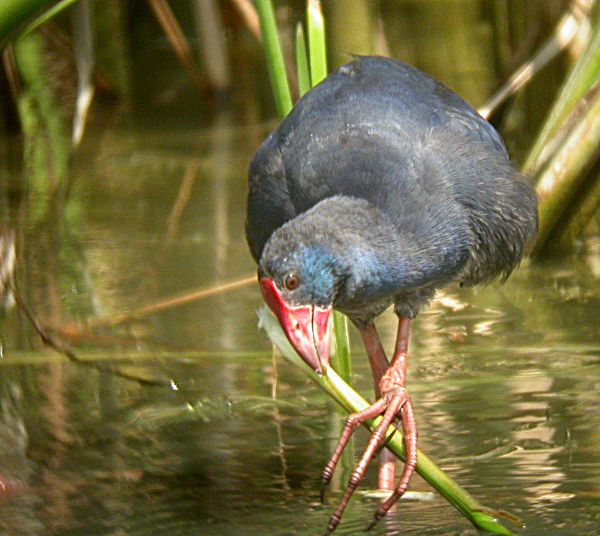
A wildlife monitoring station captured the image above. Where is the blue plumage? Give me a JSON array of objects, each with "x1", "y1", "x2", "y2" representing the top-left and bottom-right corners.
[{"x1": 246, "y1": 56, "x2": 537, "y2": 325}]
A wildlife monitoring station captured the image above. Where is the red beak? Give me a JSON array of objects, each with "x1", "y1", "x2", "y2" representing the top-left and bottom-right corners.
[{"x1": 259, "y1": 278, "x2": 332, "y2": 373}]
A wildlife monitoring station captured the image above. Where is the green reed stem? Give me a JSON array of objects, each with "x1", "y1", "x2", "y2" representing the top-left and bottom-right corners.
[
  {"x1": 524, "y1": 14, "x2": 600, "y2": 174},
  {"x1": 307, "y1": 0, "x2": 327, "y2": 86},
  {"x1": 329, "y1": 310, "x2": 352, "y2": 383},
  {"x1": 0, "y1": 0, "x2": 57, "y2": 48},
  {"x1": 295, "y1": 23, "x2": 310, "y2": 97},
  {"x1": 255, "y1": 0, "x2": 293, "y2": 117},
  {"x1": 532, "y1": 78, "x2": 600, "y2": 257}
]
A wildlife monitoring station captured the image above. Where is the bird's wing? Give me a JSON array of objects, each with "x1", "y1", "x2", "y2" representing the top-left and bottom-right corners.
[
  {"x1": 426, "y1": 131, "x2": 538, "y2": 285},
  {"x1": 301, "y1": 57, "x2": 506, "y2": 152},
  {"x1": 428, "y1": 74, "x2": 507, "y2": 155},
  {"x1": 356, "y1": 56, "x2": 507, "y2": 154},
  {"x1": 247, "y1": 55, "x2": 526, "y2": 274},
  {"x1": 271, "y1": 56, "x2": 489, "y2": 226},
  {"x1": 246, "y1": 132, "x2": 296, "y2": 263}
]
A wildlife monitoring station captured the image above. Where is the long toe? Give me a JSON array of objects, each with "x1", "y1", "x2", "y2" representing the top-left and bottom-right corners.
[
  {"x1": 366, "y1": 493, "x2": 397, "y2": 531},
  {"x1": 319, "y1": 482, "x2": 328, "y2": 504}
]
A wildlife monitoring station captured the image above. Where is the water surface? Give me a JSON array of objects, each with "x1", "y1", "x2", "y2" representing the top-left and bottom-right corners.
[{"x1": 0, "y1": 116, "x2": 599, "y2": 536}]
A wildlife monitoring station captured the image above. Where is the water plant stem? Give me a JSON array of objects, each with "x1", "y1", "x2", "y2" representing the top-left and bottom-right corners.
[
  {"x1": 524, "y1": 6, "x2": 600, "y2": 173},
  {"x1": 295, "y1": 23, "x2": 310, "y2": 97},
  {"x1": 90, "y1": 275, "x2": 257, "y2": 328},
  {"x1": 0, "y1": 0, "x2": 65, "y2": 49},
  {"x1": 254, "y1": 0, "x2": 292, "y2": 118},
  {"x1": 532, "y1": 78, "x2": 600, "y2": 257},
  {"x1": 306, "y1": 0, "x2": 327, "y2": 85}
]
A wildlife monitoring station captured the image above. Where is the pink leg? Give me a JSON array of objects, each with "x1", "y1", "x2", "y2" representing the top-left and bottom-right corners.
[
  {"x1": 367, "y1": 316, "x2": 418, "y2": 530},
  {"x1": 367, "y1": 394, "x2": 417, "y2": 530},
  {"x1": 361, "y1": 323, "x2": 396, "y2": 491},
  {"x1": 324, "y1": 391, "x2": 408, "y2": 535},
  {"x1": 321, "y1": 397, "x2": 389, "y2": 495},
  {"x1": 361, "y1": 323, "x2": 389, "y2": 394},
  {"x1": 321, "y1": 317, "x2": 418, "y2": 534}
]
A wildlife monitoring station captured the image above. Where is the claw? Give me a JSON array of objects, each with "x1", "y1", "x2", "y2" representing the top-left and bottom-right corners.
[
  {"x1": 319, "y1": 482, "x2": 327, "y2": 504},
  {"x1": 365, "y1": 515, "x2": 382, "y2": 531},
  {"x1": 320, "y1": 387, "x2": 417, "y2": 533},
  {"x1": 320, "y1": 392, "x2": 409, "y2": 533},
  {"x1": 320, "y1": 449, "x2": 339, "y2": 504}
]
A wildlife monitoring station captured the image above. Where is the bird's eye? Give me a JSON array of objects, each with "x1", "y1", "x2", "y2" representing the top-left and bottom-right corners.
[{"x1": 284, "y1": 272, "x2": 300, "y2": 291}]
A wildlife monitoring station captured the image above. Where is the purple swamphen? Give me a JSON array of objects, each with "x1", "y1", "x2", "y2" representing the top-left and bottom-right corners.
[{"x1": 245, "y1": 56, "x2": 538, "y2": 533}]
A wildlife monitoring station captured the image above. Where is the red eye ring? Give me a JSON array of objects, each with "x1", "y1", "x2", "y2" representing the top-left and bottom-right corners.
[{"x1": 284, "y1": 272, "x2": 300, "y2": 291}]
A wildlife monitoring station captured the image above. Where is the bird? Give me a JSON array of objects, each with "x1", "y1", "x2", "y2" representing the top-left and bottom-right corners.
[{"x1": 245, "y1": 56, "x2": 538, "y2": 534}]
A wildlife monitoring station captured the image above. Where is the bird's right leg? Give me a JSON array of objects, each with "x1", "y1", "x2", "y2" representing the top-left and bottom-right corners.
[
  {"x1": 320, "y1": 318, "x2": 417, "y2": 534},
  {"x1": 320, "y1": 322, "x2": 395, "y2": 498},
  {"x1": 361, "y1": 323, "x2": 397, "y2": 491},
  {"x1": 366, "y1": 316, "x2": 417, "y2": 529}
]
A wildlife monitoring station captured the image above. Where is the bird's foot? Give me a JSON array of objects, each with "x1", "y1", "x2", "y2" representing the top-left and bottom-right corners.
[{"x1": 320, "y1": 380, "x2": 417, "y2": 533}]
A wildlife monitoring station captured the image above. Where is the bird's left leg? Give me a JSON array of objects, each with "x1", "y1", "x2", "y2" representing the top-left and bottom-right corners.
[
  {"x1": 322, "y1": 392, "x2": 406, "y2": 535},
  {"x1": 321, "y1": 318, "x2": 418, "y2": 534}
]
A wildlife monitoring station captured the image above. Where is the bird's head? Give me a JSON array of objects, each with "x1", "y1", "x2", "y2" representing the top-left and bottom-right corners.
[{"x1": 258, "y1": 228, "x2": 347, "y2": 374}]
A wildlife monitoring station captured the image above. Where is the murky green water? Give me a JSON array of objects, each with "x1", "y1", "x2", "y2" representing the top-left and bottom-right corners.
[{"x1": 0, "y1": 116, "x2": 599, "y2": 536}]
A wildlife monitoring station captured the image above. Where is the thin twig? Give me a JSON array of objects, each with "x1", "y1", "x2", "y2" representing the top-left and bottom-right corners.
[
  {"x1": 230, "y1": 0, "x2": 261, "y2": 41},
  {"x1": 166, "y1": 161, "x2": 199, "y2": 241},
  {"x1": 271, "y1": 348, "x2": 292, "y2": 493},
  {"x1": 10, "y1": 282, "x2": 172, "y2": 388},
  {"x1": 192, "y1": 0, "x2": 231, "y2": 92},
  {"x1": 147, "y1": 0, "x2": 207, "y2": 93},
  {"x1": 90, "y1": 275, "x2": 257, "y2": 328},
  {"x1": 71, "y1": 0, "x2": 95, "y2": 147}
]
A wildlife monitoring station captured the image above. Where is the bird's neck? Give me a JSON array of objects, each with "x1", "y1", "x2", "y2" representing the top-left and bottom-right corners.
[{"x1": 298, "y1": 196, "x2": 471, "y2": 303}]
